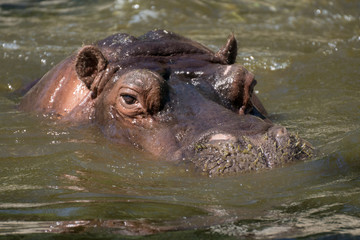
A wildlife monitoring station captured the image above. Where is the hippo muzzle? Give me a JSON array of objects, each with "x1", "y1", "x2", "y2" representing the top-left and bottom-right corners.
[{"x1": 189, "y1": 126, "x2": 312, "y2": 176}]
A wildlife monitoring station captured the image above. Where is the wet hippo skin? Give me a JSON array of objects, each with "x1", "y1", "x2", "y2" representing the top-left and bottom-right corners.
[{"x1": 19, "y1": 30, "x2": 312, "y2": 176}]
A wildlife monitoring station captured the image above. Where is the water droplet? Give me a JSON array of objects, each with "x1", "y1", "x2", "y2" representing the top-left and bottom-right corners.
[{"x1": 132, "y1": 4, "x2": 139, "y2": 9}]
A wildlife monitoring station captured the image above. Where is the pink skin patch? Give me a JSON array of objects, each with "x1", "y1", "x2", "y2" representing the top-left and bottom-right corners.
[
  {"x1": 209, "y1": 133, "x2": 236, "y2": 142},
  {"x1": 223, "y1": 65, "x2": 232, "y2": 75}
]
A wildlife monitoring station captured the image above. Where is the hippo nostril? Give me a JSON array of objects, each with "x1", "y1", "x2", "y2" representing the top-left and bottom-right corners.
[
  {"x1": 275, "y1": 127, "x2": 287, "y2": 138},
  {"x1": 269, "y1": 126, "x2": 290, "y2": 146},
  {"x1": 209, "y1": 133, "x2": 236, "y2": 143}
]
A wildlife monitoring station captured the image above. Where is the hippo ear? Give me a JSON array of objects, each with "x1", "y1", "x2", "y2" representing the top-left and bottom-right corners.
[
  {"x1": 75, "y1": 45, "x2": 107, "y2": 89},
  {"x1": 216, "y1": 34, "x2": 238, "y2": 65}
]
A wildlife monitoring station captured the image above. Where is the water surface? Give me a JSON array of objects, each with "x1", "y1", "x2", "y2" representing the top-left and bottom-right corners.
[{"x1": 0, "y1": 0, "x2": 359, "y2": 239}]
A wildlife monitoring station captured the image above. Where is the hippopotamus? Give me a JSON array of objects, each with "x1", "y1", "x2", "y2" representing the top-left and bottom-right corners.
[{"x1": 19, "y1": 30, "x2": 312, "y2": 176}]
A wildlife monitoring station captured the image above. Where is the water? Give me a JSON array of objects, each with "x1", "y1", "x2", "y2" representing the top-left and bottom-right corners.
[{"x1": 0, "y1": 0, "x2": 359, "y2": 239}]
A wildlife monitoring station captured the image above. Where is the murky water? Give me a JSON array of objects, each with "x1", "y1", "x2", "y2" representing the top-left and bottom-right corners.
[{"x1": 0, "y1": 0, "x2": 359, "y2": 239}]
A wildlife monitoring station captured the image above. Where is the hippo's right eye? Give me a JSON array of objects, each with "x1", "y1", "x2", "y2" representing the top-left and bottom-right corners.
[{"x1": 121, "y1": 94, "x2": 137, "y2": 105}]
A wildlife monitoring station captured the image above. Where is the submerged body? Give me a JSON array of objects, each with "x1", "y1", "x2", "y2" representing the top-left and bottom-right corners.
[{"x1": 19, "y1": 30, "x2": 312, "y2": 176}]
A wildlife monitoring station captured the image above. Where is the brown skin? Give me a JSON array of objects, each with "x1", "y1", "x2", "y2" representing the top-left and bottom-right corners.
[
  {"x1": 19, "y1": 56, "x2": 92, "y2": 118},
  {"x1": 19, "y1": 30, "x2": 312, "y2": 175}
]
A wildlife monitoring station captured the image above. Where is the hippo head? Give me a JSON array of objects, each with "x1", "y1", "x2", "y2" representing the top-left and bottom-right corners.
[
  {"x1": 70, "y1": 30, "x2": 312, "y2": 176},
  {"x1": 20, "y1": 30, "x2": 312, "y2": 176}
]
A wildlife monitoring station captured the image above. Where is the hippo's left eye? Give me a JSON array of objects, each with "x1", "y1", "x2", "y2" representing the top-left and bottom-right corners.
[
  {"x1": 116, "y1": 90, "x2": 145, "y2": 118},
  {"x1": 114, "y1": 70, "x2": 167, "y2": 119},
  {"x1": 121, "y1": 94, "x2": 137, "y2": 105}
]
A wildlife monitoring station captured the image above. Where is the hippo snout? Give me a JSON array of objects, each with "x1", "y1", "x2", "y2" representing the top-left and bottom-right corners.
[{"x1": 189, "y1": 127, "x2": 313, "y2": 176}]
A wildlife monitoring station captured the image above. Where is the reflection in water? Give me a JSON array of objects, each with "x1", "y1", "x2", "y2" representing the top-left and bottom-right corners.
[
  {"x1": 0, "y1": 0, "x2": 360, "y2": 238},
  {"x1": 0, "y1": 221, "x2": 53, "y2": 235},
  {"x1": 210, "y1": 213, "x2": 360, "y2": 238}
]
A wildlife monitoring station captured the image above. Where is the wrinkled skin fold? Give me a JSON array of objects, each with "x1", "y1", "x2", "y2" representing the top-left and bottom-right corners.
[{"x1": 19, "y1": 30, "x2": 313, "y2": 176}]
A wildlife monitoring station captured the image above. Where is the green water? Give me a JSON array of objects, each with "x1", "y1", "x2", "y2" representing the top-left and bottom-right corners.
[{"x1": 0, "y1": 0, "x2": 359, "y2": 239}]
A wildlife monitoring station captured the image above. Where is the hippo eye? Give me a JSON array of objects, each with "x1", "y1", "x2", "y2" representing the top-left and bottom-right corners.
[
  {"x1": 121, "y1": 94, "x2": 137, "y2": 105},
  {"x1": 116, "y1": 90, "x2": 145, "y2": 117}
]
